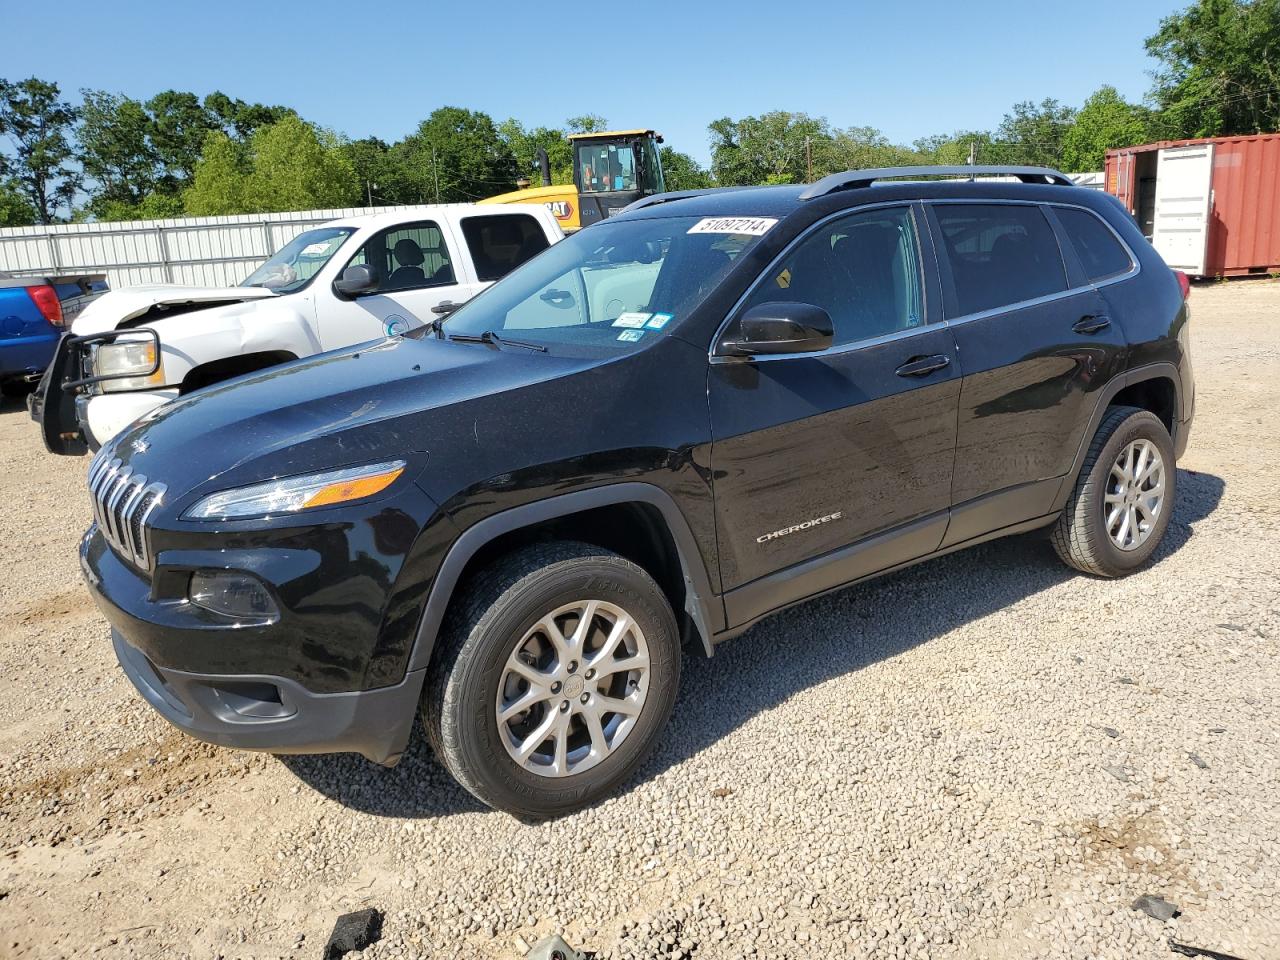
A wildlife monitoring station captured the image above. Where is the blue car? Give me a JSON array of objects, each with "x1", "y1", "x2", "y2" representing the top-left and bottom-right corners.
[{"x1": 0, "y1": 273, "x2": 108, "y2": 397}]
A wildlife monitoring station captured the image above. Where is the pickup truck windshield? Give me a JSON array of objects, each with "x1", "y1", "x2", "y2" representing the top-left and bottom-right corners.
[
  {"x1": 241, "y1": 227, "x2": 355, "y2": 293},
  {"x1": 444, "y1": 216, "x2": 767, "y2": 352}
]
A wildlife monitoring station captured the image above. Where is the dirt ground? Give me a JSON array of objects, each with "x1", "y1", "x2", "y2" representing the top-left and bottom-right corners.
[{"x1": 1, "y1": 280, "x2": 1277, "y2": 960}]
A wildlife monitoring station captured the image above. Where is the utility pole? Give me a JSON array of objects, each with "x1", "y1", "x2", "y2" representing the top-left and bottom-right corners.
[
  {"x1": 366, "y1": 180, "x2": 374, "y2": 207},
  {"x1": 805, "y1": 136, "x2": 813, "y2": 182},
  {"x1": 431, "y1": 147, "x2": 441, "y2": 203},
  {"x1": 968, "y1": 140, "x2": 977, "y2": 166}
]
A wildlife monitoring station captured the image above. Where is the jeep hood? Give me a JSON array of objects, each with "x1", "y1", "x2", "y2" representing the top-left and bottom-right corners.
[
  {"x1": 106, "y1": 334, "x2": 598, "y2": 499},
  {"x1": 71, "y1": 284, "x2": 279, "y2": 336}
]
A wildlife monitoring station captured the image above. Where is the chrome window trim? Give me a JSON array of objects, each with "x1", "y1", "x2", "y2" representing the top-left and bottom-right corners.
[{"x1": 709, "y1": 200, "x2": 929, "y2": 363}]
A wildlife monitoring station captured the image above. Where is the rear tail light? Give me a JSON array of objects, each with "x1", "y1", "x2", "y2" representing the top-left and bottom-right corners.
[
  {"x1": 1173, "y1": 270, "x2": 1191, "y2": 301},
  {"x1": 25, "y1": 284, "x2": 64, "y2": 327}
]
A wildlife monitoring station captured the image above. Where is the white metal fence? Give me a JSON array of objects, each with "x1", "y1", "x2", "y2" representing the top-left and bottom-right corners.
[{"x1": 0, "y1": 205, "x2": 446, "y2": 289}]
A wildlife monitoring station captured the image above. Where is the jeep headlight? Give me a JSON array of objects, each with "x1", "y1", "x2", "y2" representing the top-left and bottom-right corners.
[
  {"x1": 184, "y1": 460, "x2": 407, "y2": 520},
  {"x1": 93, "y1": 338, "x2": 165, "y2": 393}
]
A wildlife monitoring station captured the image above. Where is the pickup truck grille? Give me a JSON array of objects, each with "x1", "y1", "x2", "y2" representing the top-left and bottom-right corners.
[{"x1": 88, "y1": 454, "x2": 165, "y2": 571}]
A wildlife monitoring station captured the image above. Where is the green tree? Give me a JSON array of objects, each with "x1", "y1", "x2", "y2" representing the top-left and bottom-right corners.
[
  {"x1": 203, "y1": 91, "x2": 295, "y2": 140},
  {"x1": 992, "y1": 98, "x2": 1077, "y2": 167},
  {"x1": 244, "y1": 118, "x2": 359, "y2": 211},
  {"x1": 0, "y1": 77, "x2": 80, "y2": 223},
  {"x1": 78, "y1": 90, "x2": 159, "y2": 218},
  {"x1": 914, "y1": 130, "x2": 999, "y2": 165},
  {"x1": 0, "y1": 176, "x2": 36, "y2": 226},
  {"x1": 394, "y1": 106, "x2": 517, "y2": 202},
  {"x1": 565, "y1": 113, "x2": 609, "y2": 134},
  {"x1": 1146, "y1": 0, "x2": 1280, "y2": 138},
  {"x1": 147, "y1": 90, "x2": 220, "y2": 184},
  {"x1": 182, "y1": 131, "x2": 248, "y2": 215},
  {"x1": 497, "y1": 118, "x2": 574, "y2": 186},
  {"x1": 342, "y1": 136, "x2": 417, "y2": 205},
  {"x1": 708, "y1": 111, "x2": 829, "y2": 185},
  {"x1": 1061, "y1": 86, "x2": 1152, "y2": 171},
  {"x1": 658, "y1": 146, "x2": 712, "y2": 190}
]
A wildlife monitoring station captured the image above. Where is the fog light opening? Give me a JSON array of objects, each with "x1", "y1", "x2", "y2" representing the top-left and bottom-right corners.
[{"x1": 188, "y1": 570, "x2": 280, "y2": 623}]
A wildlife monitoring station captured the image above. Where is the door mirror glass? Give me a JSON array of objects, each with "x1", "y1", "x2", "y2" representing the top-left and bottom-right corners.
[
  {"x1": 334, "y1": 263, "x2": 379, "y2": 297},
  {"x1": 723, "y1": 302, "x2": 834, "y2": 356}
]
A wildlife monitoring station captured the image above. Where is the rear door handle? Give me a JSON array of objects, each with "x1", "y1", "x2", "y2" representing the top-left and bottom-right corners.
[
  {"x1": 1073, "y1": 315, "x2": 1111, "y2": 334},
  {"x1": 895, "y1": 354, "x2": 951, "y2": 378}
]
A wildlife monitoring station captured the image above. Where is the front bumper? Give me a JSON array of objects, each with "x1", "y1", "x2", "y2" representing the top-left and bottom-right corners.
[
  {"x1": 111, "y1": 628, "x2": 424, "y2": 765},
  {"x1": 82, "y1": 520, "x2": 430, "y2": 765}
]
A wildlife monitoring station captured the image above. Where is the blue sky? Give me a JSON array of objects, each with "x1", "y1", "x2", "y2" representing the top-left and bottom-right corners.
[{"x1": 4, "y1": 0, "x2": 1182, "y2": 166}]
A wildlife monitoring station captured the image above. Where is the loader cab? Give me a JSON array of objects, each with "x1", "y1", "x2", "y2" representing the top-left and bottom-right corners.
[{"x1": 570, "y1": 130, "x2": 666, "y2": 228}]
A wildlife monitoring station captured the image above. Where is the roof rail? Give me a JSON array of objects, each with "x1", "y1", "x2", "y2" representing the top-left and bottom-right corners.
[
  {"x1": 620, "y1": 185, "x2": 765, "y2": 214},
  {"x1": 798, "y1": 165, "x2": 1075, "y2": 200}
]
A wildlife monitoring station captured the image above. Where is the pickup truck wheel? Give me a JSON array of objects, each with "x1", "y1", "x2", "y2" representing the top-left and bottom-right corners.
[
  {"x1": 1052, "y1": 406, "x2": 1176, "y2": 577},
  {"x1": 423, "y1": 541, "x2": 680, "y2": 818}
]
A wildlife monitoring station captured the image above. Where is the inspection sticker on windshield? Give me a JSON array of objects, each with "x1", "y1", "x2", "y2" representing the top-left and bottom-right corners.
[
  {"x1": 687, "y1": 217, "x2": 778, "y2": 237},
  {"x1": 617, "y1": 329, "x2": 645, "y2": 342},
  {"x1": 646, "y1": 312, "x2": 673, "y2": 329},
  {"x1": 612, "y1": 312, "x2": 651, "y2": 328}
]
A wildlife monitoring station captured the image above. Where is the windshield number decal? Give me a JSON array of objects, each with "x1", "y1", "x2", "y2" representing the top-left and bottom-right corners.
[
  {"x1": 687, "y1": 217, "x2": 778, "y2": 237},
  {"x1": 617, "y1": 329, "x2": 645, "y2": 342},
  {"x1": 646, "y1": 313, "x2": 673, "y2": 329}
]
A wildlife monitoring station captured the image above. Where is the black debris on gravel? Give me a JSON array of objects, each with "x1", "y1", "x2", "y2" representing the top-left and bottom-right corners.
[
  {"x1": 322, "y1": 907, "x2": 383, "y2": 959},
  {"x1": 1132, "y1": 894, "x2": 1181, "y2": 922},
  {"x1": 1168, "y1": 937, "x2": 1248, "y2": 959},
  {"x1": 1189, "y1": 753, "x2": 1210, "y2": 770}
]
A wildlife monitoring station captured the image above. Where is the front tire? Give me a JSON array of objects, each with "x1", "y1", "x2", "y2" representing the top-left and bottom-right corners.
[
  {"x1": 423, "y1": 542, "x2": 681, "y2": 818},
  {"x1": 1052, "y1": 406, "x2": 1176, "y2": 577}
]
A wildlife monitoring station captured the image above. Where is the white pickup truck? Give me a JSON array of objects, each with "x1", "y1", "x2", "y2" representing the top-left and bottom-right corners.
[{"x1": 32, "y1": 204, "x2": 563, "y2": 454}]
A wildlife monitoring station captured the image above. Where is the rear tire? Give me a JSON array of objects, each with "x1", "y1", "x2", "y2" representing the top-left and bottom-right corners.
[
  {"x1": 423, "y1": 541, "x2": 680, "y2": 818},
  {"x1": 1052, "y1": 406, "x2": 1176, "y2": 577}
]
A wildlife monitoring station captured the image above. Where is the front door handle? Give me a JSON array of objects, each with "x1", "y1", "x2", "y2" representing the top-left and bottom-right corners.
[
  {"x1": 895, "y1": 354, "x2": 951, "y2": 378},
  {"x1": 431, "y1": 301, "x2": 462, "y2": 316},
  {"x1": 1073, "y1": 315, "x2": 1111, "y2": 334}
]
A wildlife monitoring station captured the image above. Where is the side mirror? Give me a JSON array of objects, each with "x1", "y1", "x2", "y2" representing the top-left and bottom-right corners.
[
  {"x1": 722, "y1": 302, "x2": 834, "y2": 357},
  {"x1": 334, "y1": 263, "x2": 379, "y2": 297}
]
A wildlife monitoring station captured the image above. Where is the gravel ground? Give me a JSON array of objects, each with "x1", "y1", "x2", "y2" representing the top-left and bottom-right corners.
[{"x1": 1, "y1": 280, "x2": 1278, "y2": 960}]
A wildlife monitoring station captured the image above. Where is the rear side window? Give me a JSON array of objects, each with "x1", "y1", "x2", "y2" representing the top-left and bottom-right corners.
[
  {"x1": 934, "y1": 204, "x2": 1067, "y2": 316},
  {"x1": 1055, "y1": 207, "x2": 1133, "y2": 281},
  {"x1": 461, "y1": 214, "x2": 550, "y2": 281}
]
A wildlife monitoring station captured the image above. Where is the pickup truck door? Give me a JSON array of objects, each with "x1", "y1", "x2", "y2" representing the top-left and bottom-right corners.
[{"x1": 318, "y1": 218, "x2": 482, "y2": 350}]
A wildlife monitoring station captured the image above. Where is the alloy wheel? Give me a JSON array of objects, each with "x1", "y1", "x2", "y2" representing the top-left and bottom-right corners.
[
  {"x1": 495, "y1": 600, "x2": 650, "y2": 778},
  {"x1": 1105, "y1": 438, "x2": 1166, "y2": 551}
]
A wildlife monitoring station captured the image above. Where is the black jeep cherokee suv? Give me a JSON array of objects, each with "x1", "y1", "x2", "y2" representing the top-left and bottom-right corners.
[{"x1": 81, "y1": 166, "x2": 1194, "y2": 816}]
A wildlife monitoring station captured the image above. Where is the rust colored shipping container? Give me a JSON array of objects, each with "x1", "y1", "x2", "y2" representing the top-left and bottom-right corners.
[{"x1": 1105, "y1": 133, "x2": 1280, "y2": 278}]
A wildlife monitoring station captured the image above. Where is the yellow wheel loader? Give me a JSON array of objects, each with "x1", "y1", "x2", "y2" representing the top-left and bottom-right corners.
[{"x1": 480, "y1": 130, "x2": 666, "y2": 232}]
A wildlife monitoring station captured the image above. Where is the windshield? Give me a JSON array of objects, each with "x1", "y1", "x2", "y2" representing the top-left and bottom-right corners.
[
  {"x1": 577, "y1": 142, "x2": 637, "y2": 194},
  {"x1": 443, "y1": 215, "x2": 770, "y2": 353},
  {"x1": 241, "y1": 227, "x2": 355, "y2": 293}
]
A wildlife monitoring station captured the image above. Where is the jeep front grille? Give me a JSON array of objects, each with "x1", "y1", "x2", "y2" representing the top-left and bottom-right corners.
[{"x1": 88, "y1": 454, "x2": 165, "y2": 570}]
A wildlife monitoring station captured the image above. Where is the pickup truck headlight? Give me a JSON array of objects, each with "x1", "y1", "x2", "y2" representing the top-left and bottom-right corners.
[
  {"x1": 93, "y1": 339, "x2": 165, "y2": 393},
  {"x1": 184, "y1": 460, "x2": 407, "y2": 520}
]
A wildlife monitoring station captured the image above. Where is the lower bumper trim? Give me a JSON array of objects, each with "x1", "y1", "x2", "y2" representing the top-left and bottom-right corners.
[{"x1": 112, "y1": 630, "x2": 424, "y2": 766}]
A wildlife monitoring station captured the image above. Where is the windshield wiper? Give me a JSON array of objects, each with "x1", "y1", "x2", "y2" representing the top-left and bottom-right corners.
[{"x1": 447, "y1": 331, "x2": 548, "y2": 353}]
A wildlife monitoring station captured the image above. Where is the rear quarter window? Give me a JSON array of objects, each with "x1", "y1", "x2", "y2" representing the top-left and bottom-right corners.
[
  {"x1": 461, "y1": 214, "x2": 550, "y2": 281},
  {"x1": 934, "y1": 204, "x2": 1068, "y2": 316},
  {"x1": 1054, "y1": 206, "x2": 1134, "y2": 282}
]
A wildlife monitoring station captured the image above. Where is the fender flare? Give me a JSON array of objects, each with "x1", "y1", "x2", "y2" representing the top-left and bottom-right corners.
[
  {"x1": 1051, "y1": 362, "x2": 1185, "y2": 513},
  {"x1": 406, "y1": 482, "x2": 723, "y2": 673}
]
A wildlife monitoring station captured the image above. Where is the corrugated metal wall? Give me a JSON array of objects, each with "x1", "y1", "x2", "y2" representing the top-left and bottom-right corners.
[
  {"x1": 0, "y1": 205, "x2": 452, "y2": 288},
  {"x1": 1106, "y1": 133, "x2": 1280, "y2": 277}
]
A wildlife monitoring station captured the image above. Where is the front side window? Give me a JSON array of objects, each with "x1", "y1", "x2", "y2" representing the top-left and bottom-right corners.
[
  {"x1": 934, "y1": 204, "x2": 1068, "y2": 316},
  {"x1": 443, "y1": 215, "x2": 765, "y2": 354},
  {"x1": 1055, "y1": 207, "x2": 1133, "y2": 282},
  {"x1": 737, "y1": 206, "x2": 924, "y2": 348},
  {"x1": 344, "y1": 221, "x2": 454, "y2": 293},
  {"x1": 461, "y1": 214, "x2": 550, "y2": 281},
  {"x1": 241, "y1": 227, "x2": 355, "y2": 293}
]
